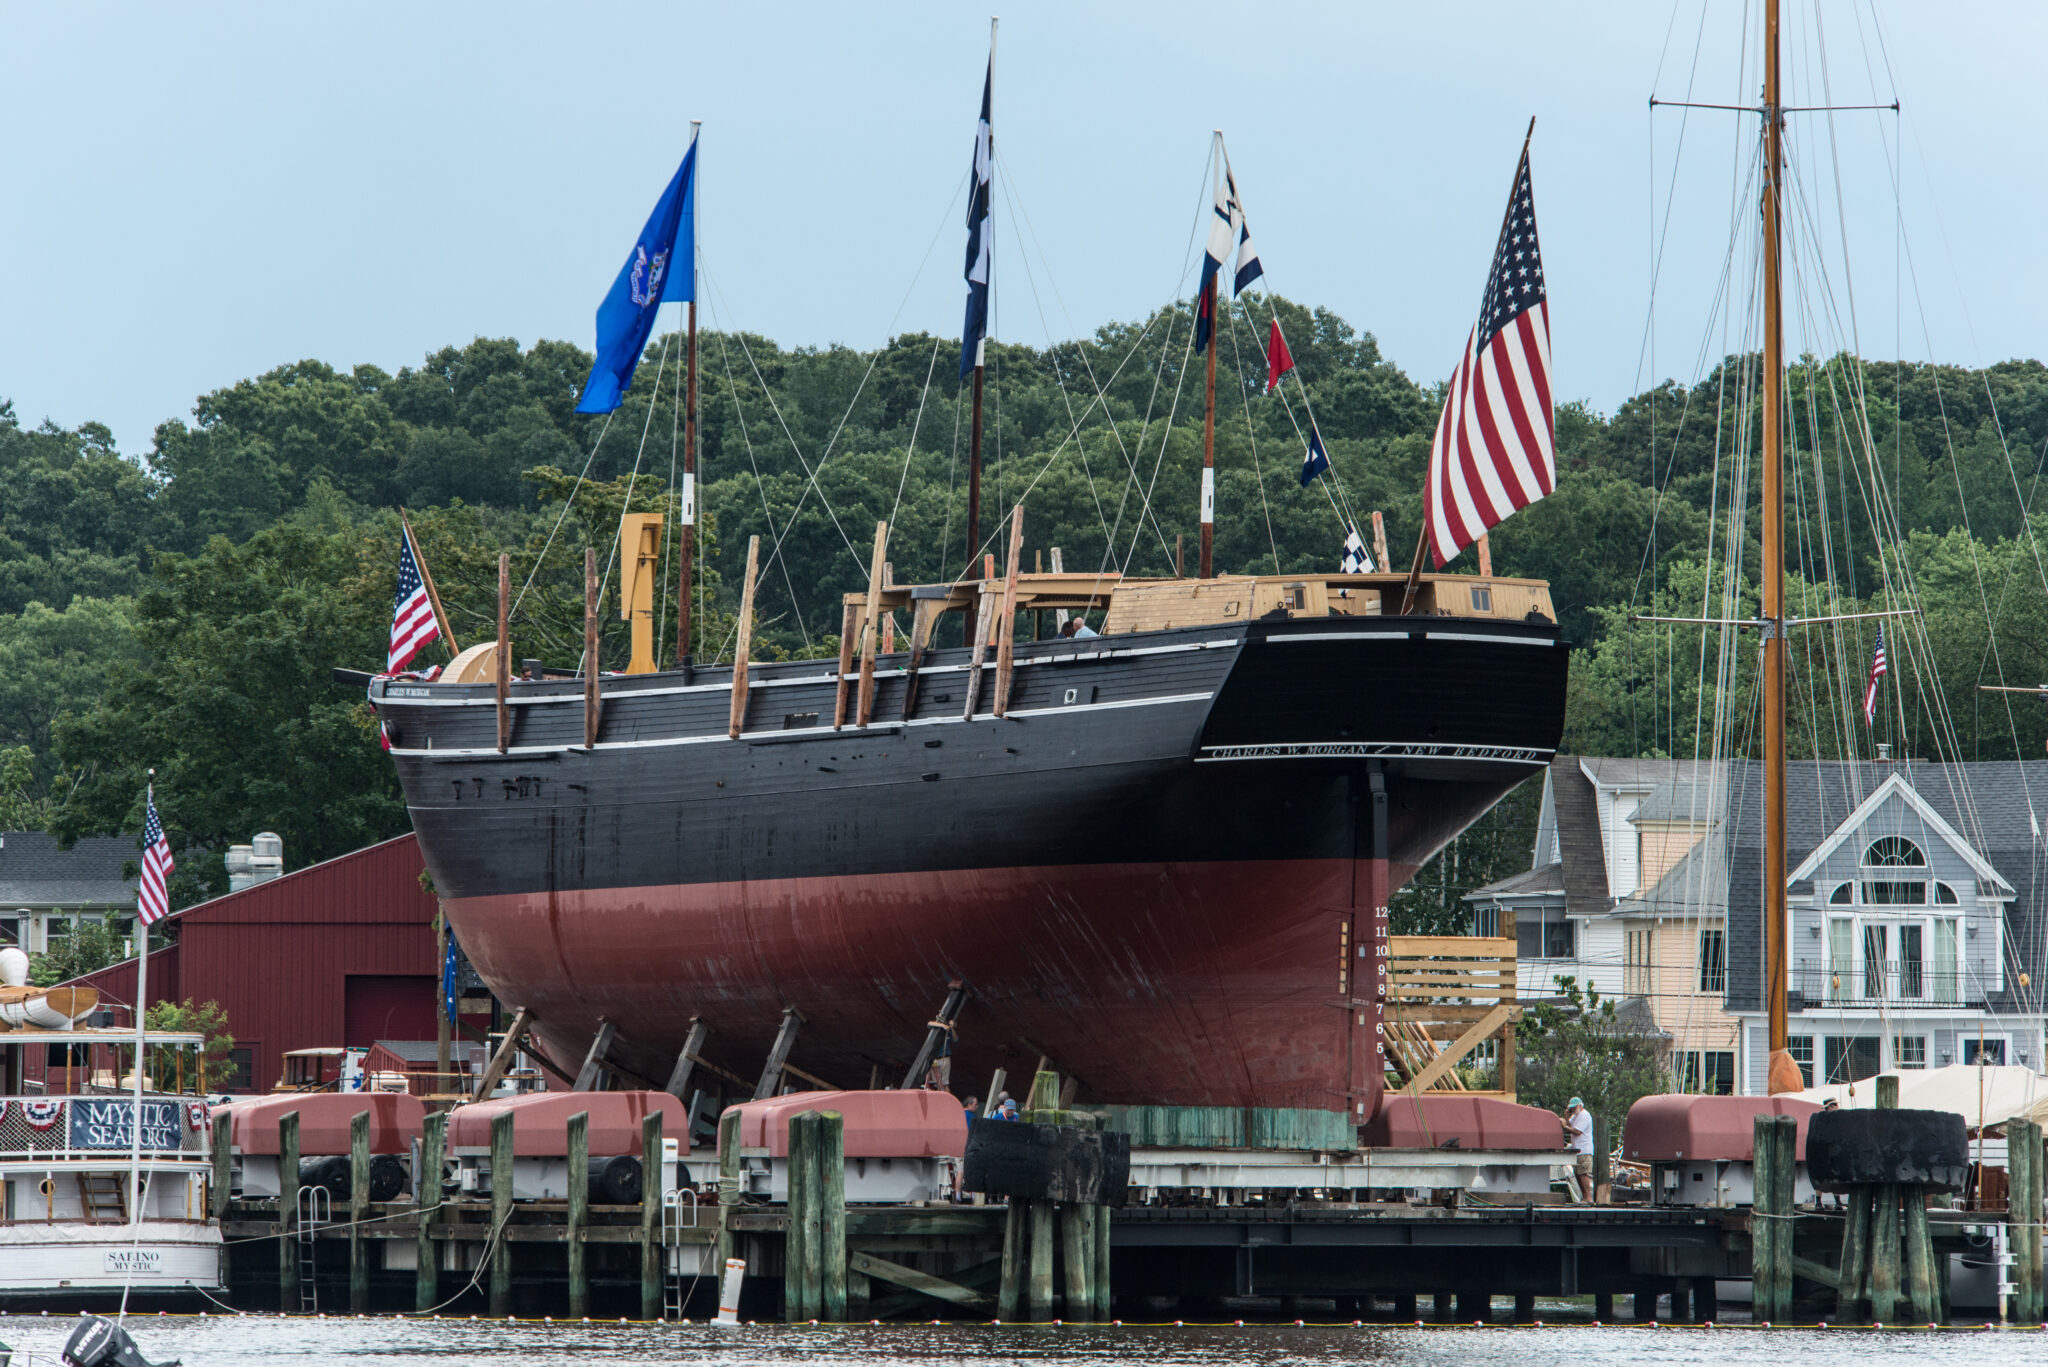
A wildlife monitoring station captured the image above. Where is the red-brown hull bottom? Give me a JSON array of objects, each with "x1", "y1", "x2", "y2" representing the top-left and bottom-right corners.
[{"x1": 447, "y1": 857, "x2": 1413, "y2": 1113}]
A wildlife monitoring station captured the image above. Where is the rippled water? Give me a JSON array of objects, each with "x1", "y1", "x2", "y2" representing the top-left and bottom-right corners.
[{"x1": 3, "y1": 1315, "x2": 2048, "y2": 1367}]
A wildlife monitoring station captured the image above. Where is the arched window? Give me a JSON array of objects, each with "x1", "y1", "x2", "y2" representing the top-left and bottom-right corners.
[
  {"x1": 1829, "y1": 882, "x2": 1854, "y2": 905},
  {"x1": 1935, "y1": 882, "x2": 1959, "y2": 905},
  {"x1": 1864, "y1": 836, "x2": 1926, "y2": 868}
]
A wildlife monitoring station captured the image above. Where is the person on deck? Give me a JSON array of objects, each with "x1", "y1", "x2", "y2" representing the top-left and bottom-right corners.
[
  {"x1": 1564, "y1": 1097, "x2": 1594, "y2": 1201},
  {"x1": 963, "y1": 1096, "x2": 980, "y2": 1128},
  {"x1": 1060, "y1": 617, "x2": 1098, "y2": 640},
  {"x1": 997, "y1": 1097, "x2": 1018, "y2": 1120}
]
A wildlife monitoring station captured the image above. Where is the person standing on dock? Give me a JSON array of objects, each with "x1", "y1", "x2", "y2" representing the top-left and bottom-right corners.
[{"x1": 1564, "y1": 1097, "x2": 1593, "y2": 1201}]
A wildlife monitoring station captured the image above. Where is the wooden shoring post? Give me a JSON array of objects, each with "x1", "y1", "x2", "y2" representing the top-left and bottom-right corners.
[
  {"x1": 573, "y1": 1017, "x2": 618, "y2": 1092},
  {"x1": 210, "y1": 1107, "x2": 232, "y2": 1219},
  {"x1": 349, "y1": 1109, "x2": 370, "y2": 1313},
  {"x1": 900, "y1": 980, "x2": 969, "y2": 1090},
  {"x1": 664, "y1": 1017, "x2": 709, "y2": 1100},
  {"x1": 997, "y1": 1197, "x2": 1026, "y2": 1320},
  {"x1": 753, "y1": 1006, "x2": 804, "y2": 1100},
  {"x1": 488, "y1": 1108, "x2": 514, "y2": 1316},
  {"x1": 1174, "y1": 533, "x2": 1184, "y2": 580},
  {"x1": 278, "y1": 1110, "x2": 300, "y2": 1313},
  {"x1": 495, "y1": 552, "x2": 511, "y2": 753},
  {"x1": 582, "y1": 547, "x2": 600, "y2": 748},
  {"x1": 417, "y1": 1110, "x2": 445, "y2": 1311},
  {"x1": 1475, "y1": 533, "x2": 1492, "y2": 578},
  {"x1": 819, "y1": 1109, "x2": 847, "y2": 1322},
  {"x1": 899, "y1": 593, "x2": 941, "y2": 721},
  {"x1": 856, "y1": 521, "x2": 889, "y2": 726},
  {"x1": 401, "y1": 511, "x2": 459, "y2": 654},
  {"x1": 833, "y1": 600, "x2": 858, "y2": 729},
  {"x1": 728, "y1": 535, "x2": 760, "y2": 739},
  {"x1": 567, "y1": 1109, "x2": 590, "y2": 1319},
  {"x1": 716, "y1": 1108, "x2": 742, "y2": 1273},
  {"x1": 993, "y1": 507, "x2": 1025, "y2": 718},
  {"x1": 961, "y1": 585, "x2": 995, "y2": 719},
  {"x1": 640, "y1": 1110, "x2": 664, "y2": 1322},
  {"x1": 1370, "y1": 510, "x2": 1389, "y2": 572},
  {"x1": 474, "y1": 1006, "x2": 533, "y2": 1100}
]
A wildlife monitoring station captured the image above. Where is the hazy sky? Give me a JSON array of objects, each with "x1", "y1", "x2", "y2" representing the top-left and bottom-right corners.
[{"x1": 3, "y1": 2, "x2": 2042, "y2": 459}]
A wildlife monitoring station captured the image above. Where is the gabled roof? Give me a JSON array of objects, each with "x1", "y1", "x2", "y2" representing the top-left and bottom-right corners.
[
  {"x1": 1465, "y1": 861, "x2": 1566, "y2": 902},
  {"x1": 1551, "y1": 757, "x2": 1611, "y2": 911},
  {"x1": 1786, "y1": 770, "x2": 2011, "y2": 894},
  {"x1": 0, "y1": 832, "x2": 139, "y2": 909},
  {"x1": 1610, "y1": 832, "x2": 1728, "y2": 921}
]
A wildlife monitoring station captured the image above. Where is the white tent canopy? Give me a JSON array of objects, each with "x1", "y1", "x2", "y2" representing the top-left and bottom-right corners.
[{"x1": 1791, "y1": 1064, "x2": 2048, "y2": 1133}]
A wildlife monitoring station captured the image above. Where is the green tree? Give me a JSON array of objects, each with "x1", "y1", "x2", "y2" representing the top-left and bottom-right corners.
[
  {"x1": 137, "y1": 998, "x2": 236, "y2": 1094},
  {"x1": 1513, "y1": 976, "x2": 1668, "y2": 1132},
  {"x1": 30, "y1": 917, "x2": 130, "y2": 987}
]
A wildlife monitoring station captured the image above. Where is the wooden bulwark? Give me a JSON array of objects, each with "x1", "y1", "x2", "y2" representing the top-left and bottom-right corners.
[{"x1": 1384, "y1": 935, "x2": 1519, "y2": 1101}]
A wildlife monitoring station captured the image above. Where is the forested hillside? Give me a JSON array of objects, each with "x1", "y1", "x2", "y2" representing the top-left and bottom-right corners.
[{"x1": 6, "y1": 293, "x2": 2048, "y2": 913}]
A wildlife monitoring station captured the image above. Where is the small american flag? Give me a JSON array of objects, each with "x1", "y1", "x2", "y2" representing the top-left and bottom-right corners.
[
  {"x1": 1863, "y1": 625, "x2": 1888, "y2": 727},
  {"x1": 388, "y1": 526, "x2": 440, "y2": 672},
  {"x1": 1423, "y1": 137, "x2": 1555, "y2": 567},
  {"x1": 138, "y1": 788, "x2": 174, "y2": 926}
]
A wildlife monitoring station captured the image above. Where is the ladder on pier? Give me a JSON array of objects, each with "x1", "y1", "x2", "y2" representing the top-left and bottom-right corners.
[
  {"x1": 661, "y1": 1187, "x2": 698, "y2": 1320},
  {"x1": 297, "y1": 1185, "x2": 331, "y2": 1313}
]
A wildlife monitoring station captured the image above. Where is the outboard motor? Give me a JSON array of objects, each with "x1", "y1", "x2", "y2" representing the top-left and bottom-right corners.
[{"x1": 60, "y1": 1314, "x2": 179, "y2": 1367}]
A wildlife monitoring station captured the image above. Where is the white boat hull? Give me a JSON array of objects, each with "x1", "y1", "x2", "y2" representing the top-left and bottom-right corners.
[{"x1": 0, "y1": 1221, "x2": 222, "y2": 1294}]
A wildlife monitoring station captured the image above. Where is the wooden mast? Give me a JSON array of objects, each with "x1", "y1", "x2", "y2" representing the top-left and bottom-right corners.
[
  {"x1": 965, "y1": 22, "x2": 994, "y2": 580},
  {"x1": 674, "y1": 122, "x2": 701, "y2": 667},
  {"x1": 1199, "y1": 134, "x2": 1220, "y2": 580},
  {"x1": 1760, "y1": 0, "x2": 1795, "y2": 1092}
]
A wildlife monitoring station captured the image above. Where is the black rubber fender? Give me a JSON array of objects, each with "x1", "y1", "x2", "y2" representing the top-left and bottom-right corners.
[
  {"x1": 1805, "y1": 1108, "x2": 1969, "y2": 1193},
  {"x1": 588, "y1": 1153, "x2": 644, "y2": 1205},
  {"x1": 962, "y1": 1121, "x2": 1129, "y2": 1206}
]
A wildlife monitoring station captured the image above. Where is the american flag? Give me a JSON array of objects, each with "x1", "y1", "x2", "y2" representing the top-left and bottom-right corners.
[
  {"x1": 388, "y1": 526, "x2": 440, "y2": 672},
  {"x1": 138, "y1": 788, "x2": 174, "y2": 927},
  {"x1": 1863, "y1": 625, "x2": 1888, "y2": 727},
  {"x1": 1423, "y1": 139, "x2": 1555, "y2": 567}
]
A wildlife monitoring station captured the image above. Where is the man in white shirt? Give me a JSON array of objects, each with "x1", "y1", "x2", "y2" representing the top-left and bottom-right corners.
[{"x1": 1565, "y1": 1097, "x2": 1594, "y2": 1201}]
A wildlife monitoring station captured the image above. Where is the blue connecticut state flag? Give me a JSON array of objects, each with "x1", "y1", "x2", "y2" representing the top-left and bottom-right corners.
[{"x1": 576, "y1": 138, "x2": 698, "y2": 415}]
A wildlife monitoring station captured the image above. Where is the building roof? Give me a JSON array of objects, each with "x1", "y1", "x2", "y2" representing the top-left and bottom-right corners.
[
  {"x1": 1550, "y1": 757, "x2": 1612, "y2": 912},
  {"x1": 0, "y1": 832, "x2": 139, "y2": 910},
  {"x1": 369, "y1": 1039, "x2": 486, "y2": 1066},
  {"x1": 1466, "y1": 860, "x2": 1566, "y2": 901},
  {"x1": 1610, "y1": 830, "x2": 1729, "y2": 921}
]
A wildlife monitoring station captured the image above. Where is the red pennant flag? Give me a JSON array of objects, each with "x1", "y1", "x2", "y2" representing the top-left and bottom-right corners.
[{"x1": 1265, "y1": 319, "x2": 1295, "y2": 393}]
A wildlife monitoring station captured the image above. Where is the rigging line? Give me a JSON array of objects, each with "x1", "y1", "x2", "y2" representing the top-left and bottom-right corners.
[
  {"x1": 1120, "y1": 294, "x2": 1202, "y2": 579},
  {"x1": 1224, "y1": 295, "x2": 1282, "y2": 574},
  {"x1": 940, "y1": 377, "x2": 964, "y2": 581},
  {"x1": 586, "y1": 325, "x2": 678, "y2": 672},
  {"x1": 707, "y1": 303, "x2": 813, "y2": 649},
  {"x1": 887, "y1": 334, "x2": 945, "y2": 540},
  {"x1": 1635, "y1": 0, "x2": 1716, "y2": 396},
  {"x1": 658, "y1": 316, "x2": 684, "y2": 658},
  {"x1": 510, "y1": 410, "x2": 617, "y2": 619}
]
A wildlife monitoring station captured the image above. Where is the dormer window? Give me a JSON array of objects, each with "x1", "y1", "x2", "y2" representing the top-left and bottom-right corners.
[{"x1": 1863, "y1": 836, "x2": 1925, "y2": 868}]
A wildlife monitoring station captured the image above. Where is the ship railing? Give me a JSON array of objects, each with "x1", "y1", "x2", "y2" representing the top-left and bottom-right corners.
[{"x1": 0, "y1": 1094, "x2": 213, "y2": 1162}]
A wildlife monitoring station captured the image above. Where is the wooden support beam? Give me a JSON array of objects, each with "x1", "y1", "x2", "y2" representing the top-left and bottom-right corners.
[
  {"x1": 684, "y1": 1049, "x2": 752, "y2": 1092},
  {"x1": 900, "y1": 981, "x2": 969, "y2": 1091},
  {"x1": 473, "y1": 1006, "x2": 533, "y2": 1101},
  {"x1": 349, "y1": 1109, "x2": 370, "y2": 1313},
  {"x1": 1061, "y1": 1203, "x2": 1092, "y2": 1317},
  {"x1": 856, "y1": 521, "x2": 888, "y2": 727},
  {"x1": 1401, "y1": 1003, "x2": 1515, "y2": 1095},
  {"x1": 997, "y1": 1200, "x2": 1025, "y2": 1320},
  {"x1": 417, "y1": 1110, "x2": 444, "y2": 1312},
  {"x1": 753, "y1": 1006, "x2": 805, "y2": 1100},
  {"x1": 573, "y1": 1018, "x2": 618, "y2": 1092},
  {"x1": 488, "y1": 1108, "x2": 514, "y2": 1316},
  {"x1": 1371, "y1": 510, "x2": 1389, "y2": 572},
  {"x1": 780, "y1": 1060, "x2": 837, "y2": 1091},
  {"x1": 850, "y1": 1251, "x2": 994, "y2": 1309},
  {"x1": 567, "y1": 1109, "x2": 591, "y2": 1318},
  {"x1": 715, "y1": 1109, "x2": 741, "y2": 1274},
  {"x1": 833, "y1": 600, "x2": 858, "y2": 730},
  {"x1": 1476, "y1": 533, "x2": 1493, "y2": 578},
  {"x1": 664, "y1": 1017, "x2": 709, "y2": 1101},
  {"x1": 899, "y1": 598, "x2": 940, "y2": 722},
  {"x1": 639, "y1": 1110, "x2": 664, "y2": 1322},
  {"x1": 960, "y1": 587, "x2": 994, "y2": 719},
  {"x1": 1027, "y1": 1198, "x2": 1055, "y2": 1320},
  {"x1": 819, "y1": 1110, "x2": 847, "y2": 1322},
  {"x1": 495, "y1": 552, "x2": 510, "y2": 753},
  {"x1": 992, "y1": 507, "x2": 1024, "y2": 718},
  {"x1": 728, "y1": 535, "x2": 760, "y2": 739},
  {"x1": 1389, "y1": 935, "x2": 1518, "y2": 957},
  {"x1": 583, "y1": 546, "x2": 600, "y2": 748}
]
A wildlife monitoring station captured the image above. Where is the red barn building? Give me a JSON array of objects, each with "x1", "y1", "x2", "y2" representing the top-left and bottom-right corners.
[{"x1": 41, "y1": 834, "x2": 451, "y2": 1093}]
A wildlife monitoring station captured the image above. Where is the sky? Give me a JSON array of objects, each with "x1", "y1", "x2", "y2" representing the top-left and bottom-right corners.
[{"x1": 3, "y1": 2, "x2": 2044, "y2": 460}]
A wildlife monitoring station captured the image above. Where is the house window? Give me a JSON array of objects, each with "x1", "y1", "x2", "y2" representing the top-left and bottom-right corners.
[
  {"x1": 1864, "y1": 836, "x2": 1926, "y2": 867},
  {"x1": 1829, "y1": 882, "x2": 1854, "y2": 905},
  {"x1": 1825, "y1": 1036, "x2": 1882, "y2": 1084},
  {"x1": 1470, "y1": 586, "x2": 1492, "y2": 612},
  {"x1": 46, "y1": 916, "x2": 72, "y2": 944},
  {"x1": 1679, "y1": 1051, "x2": 1736, "y2": 1095},
  {"x1": 1893, "y1": 1035, "x2": 1927, "y2": 1069},
  {"x1": 1863, "y1": 881, "x2": 1927, "y2": 905},
  {"x1": 1625, "y1": 929, "x2": 1652, "y2": 996},
  {"x1": 222, "y1": 1048, "x2": 256, "y2": 1092},
  {"x1": 1472, "y1": 904, "x2": 1499, "y2": 938},
  {"x1": 1516, "y1": 908, "x2": 1574, "y2": 960},
  {"x1": 1787, "y1": 1035, "x2": 1815, "y2": 1086},
  {"x1": 1935, "y1": 882, "x2": 1959, "y2": 905},
  {"x1": 1697, "y1": 929, "x2": 1726, "y2": 993},
  {"x1": 0, "y1": 917, "x2": 17, "y2": 946},
  {"x1": 1964, "y1": 1037, "x2": 2007, "y2": 1067}
]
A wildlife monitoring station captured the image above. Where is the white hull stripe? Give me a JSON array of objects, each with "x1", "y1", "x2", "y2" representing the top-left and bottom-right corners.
[
  {"x1": 1198, "y1": 742, "x2": 1554, "y2": 764},
  {"x1": 390, "y1": 691, "x2": 1217, "y2": 760}
]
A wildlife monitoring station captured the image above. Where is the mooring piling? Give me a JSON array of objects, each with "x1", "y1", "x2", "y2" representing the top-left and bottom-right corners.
[
  {"x1": 566, "y1": 1109, "x2": 590, "y2": 1318},
  {"x1": 417, "y1": 1110, "x2": 445, "y2": 1312},
  {"x1": 348, "y1": 1110, "x2": 370, "y2": 1313},
  {"x1": 639, "y1": 1110, "x2": 664, "y2": 1321},
  {"x1": 278, "y1": 1110, "x2": 300, "y2": 1313},
  {"x1": 488, "y1": 1108, "x2": 514, "y2": 1316}
]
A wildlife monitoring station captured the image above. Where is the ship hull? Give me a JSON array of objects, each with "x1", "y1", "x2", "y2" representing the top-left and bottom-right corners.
[{"x1": 378, "y1": 614, "x2": 1567, "y2": 1114}]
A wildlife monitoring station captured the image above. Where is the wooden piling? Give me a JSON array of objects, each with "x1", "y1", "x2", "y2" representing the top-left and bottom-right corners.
[
  {"x1": 2012, "y1": 1117, "x2": 2044, "y2": 1322},
  {"x1": 417, "y1": 1111, "x2": 444, "y2": 1312},
  {"x1": 1027, "y1": 1199, "x2": 1056, "y2": 1321},
  {"x1": 1903, "y1": 1188, "x2": 1937, "y2": 1324},
  {"x1": 819, "y1": 1110, "x2": 847, "y2": 1322},
  {"x1": 1876, "y1": 1074, "x2": 1900, "y2": 1109},
  {"x1": 349, "y1": 1110, "x2": 370, "y2": 1313},
  {"x1": 1751, "y1": 1113, "x2": 1794, "y2": 1322},
  {"x1": 279, "y1": 1110, "x2": 300, "y2": 1312},
  {"x1": 856, "y1": 523, "x2": 888, "y2": 727},
  {"x1": 567, "y1": 1109, "x2": 590, "y2": 1318},
  {"x1": 1869, "y1": 1184, "x2": 1901, "y2": 1324},
  {"x1": 1061, "y1": 1203, "x2": 1092, "y2": 1318},
  {"x1": 997, "y1": 1198, "x2": 1026, "y2": 1321},
  {"x1": 641, "y1": 1111, "x2": 664, "y2": 1321},
  {"x1": 716, "y1": 1107, "x2": 742, "y2": 1273},
  {"x1": 1836, "y1": 1185, "x2": 1870, "y2": 1322},
  {"x1": 728, "y1": 535, "x2": 760, "y2": 739},
  {"x1": 1092, "y1": 1200, "x2": 1111, "y2": 1320},
  {"x1": 210, "y1": 1109, "x2": 232, "y2": 1219},
  {"x1": 489, "y1": 1109, "x2": 514, "y2": 1316}
]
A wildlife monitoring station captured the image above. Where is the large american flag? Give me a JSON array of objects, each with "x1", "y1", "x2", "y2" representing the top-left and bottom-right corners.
[
  {"x1": 388, "y1": 527, "x2": 440, "y2": 672},
  {"x1": 1423, "y1": 141, "x2": 1555, "y2": 567},
  {"x1": 1863, "y1": 625, "x2": 1888, "y2": 727},
  {"x1": 138, "y1": 788, "x2": 174, "y2": 926}
]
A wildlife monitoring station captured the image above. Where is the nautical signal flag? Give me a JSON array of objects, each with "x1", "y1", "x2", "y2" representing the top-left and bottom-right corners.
[
  {"x1": 576, "y1": 135, "x2": 698, "y2": 414},
  {"x1": 1340, "y1": 527, "x2": 1373, "y2": 575},
  {"x1": 1864, "y1": 625, "x2": 1889, "y2": 726},
  {"x1": 960, "y1": 55, "x2": 993, "y2": 380},
  {"x1": 1300, "y1": 428, "x2": 1331, "y2": 487},
  {"x1": 1196, "y1": 161, "x2": 1259, "y2": 354},
  {"x1": 388, "y1": 526, "x2": 440, "y2": 673},
  {"x1": 1265, "y1": 320, "x2": 1295, "y2": 393},
  {"x1": 1422, "y1": 136, "x2": 1555, "y2": 567},
  {"x1": 138, "y1": 787, "x2": 174, "y2": 927}
]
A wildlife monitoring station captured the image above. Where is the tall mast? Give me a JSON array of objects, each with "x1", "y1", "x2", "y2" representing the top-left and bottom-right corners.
[
  {"x1": 965, "y1": 20, "x2": 995, "y2": 577},
  {"x1": 674, "y1": 122, "x2": 702, "y2": 667},
  {"x1": 1199, "y1": 135, "x2": 1220, "y2": 580},
  {"x1": 1760, "y1": 0, "x2": 1792, "y2": 1088}
]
